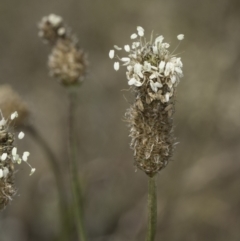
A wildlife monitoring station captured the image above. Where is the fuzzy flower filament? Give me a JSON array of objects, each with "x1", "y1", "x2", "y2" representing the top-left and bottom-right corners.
[{"x1": 110, "y1": 27, "x2": 184, "y2": 176}]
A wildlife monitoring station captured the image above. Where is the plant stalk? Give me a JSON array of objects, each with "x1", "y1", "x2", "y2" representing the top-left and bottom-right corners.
[
  {"x1": 67, "y1": 87, "x2": 87, "y2": 241},
  {"x1": 24, "y1": 125, "x2": 71, "y2": 241},
  {"x1": 145, "y1": 176, "x2": 157, "y2": 241}
]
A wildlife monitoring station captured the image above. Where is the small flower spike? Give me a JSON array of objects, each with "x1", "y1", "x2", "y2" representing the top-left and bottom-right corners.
[
  {"x1": 0, "y1": 111, "x2": 35, "y2": 210},
  {"x1": 38, "y1": 14, "x2": 88, "y2": 86},
  {"x1": 109, "y1": 27, "x2": 184, "y2": 176}
]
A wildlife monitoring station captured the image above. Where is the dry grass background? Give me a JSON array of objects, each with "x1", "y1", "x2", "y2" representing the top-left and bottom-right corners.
[{"x1": 0, "y1": 0, "x2": 240, "y2": 240}]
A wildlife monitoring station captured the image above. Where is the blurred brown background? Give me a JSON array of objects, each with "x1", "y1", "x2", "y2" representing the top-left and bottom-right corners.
[{"x1": 1, "y1": 0, "x2": 240, "y2": 240}]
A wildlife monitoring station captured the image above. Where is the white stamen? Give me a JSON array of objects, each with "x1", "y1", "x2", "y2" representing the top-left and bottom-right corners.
[
  {"x1": 3, "y1": 167, "x2": 9, "y2": 178},
  {"x1": 137, "y1": 26, "x2": 144, "y2": 37},
  {"x1": 155, "y1": 35, "x2": 164, "y2": 44},
  {"x1": 18, "y1": 132, "x2": 25, "y2": 139},
  {"x1": 12, "y1": 147, "x2": 17, "y2": 156},
  {"x1": 30, "y1": 168, "x2": 36, "y2": 176},
  {"x1": 22, "y1": 152, "x2": 30, "y2": 162},
  {"x1": 124, "y1": 45, "x2": 130, "y2": 52},
  {"x1": 130, "y1": 33, "x2": 138, "y2": 39},
  {"x1": 57, "y1": 27, "x2": 65, "y2": 36},
  {"x1": 11, "y1": 111, "x2": 18, "y2": 120},
  {"x1": 48, "y1": 14, "x2": 62, "y2": 27},
  {"x1": 114, "y1": 62, "x2": 120, "y2": 71},
  {"x1": 177, "y1": 34, "x2": 184, "y2": 40},
  {"x1": 0, "y1": 169, "x2": 3, "y2": 178},
  {"x1": 1, "y1": 153, "x2": 7, "y2": 161},
  {"x1": 159, "y1": 61, "x2": 165, "y2": 72},
  {"x1": 114, "y1": 45, "x2": 122, "y2": 50},
  {"x1": 165, "y1": 93, "x2": 170, "y2": 102},
  {"x1": 109, "y1": 50, "x2": 115, "y2": 59}
]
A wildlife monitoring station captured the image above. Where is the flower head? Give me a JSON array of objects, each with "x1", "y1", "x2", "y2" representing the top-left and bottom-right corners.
[
  {"x1": 110, "y1": 27, "x2": 184, "y2": 176},
  {"x1": 38, "y1": 14, "x2": 88, "y2": 86},
  {"x1": 109, "y1": 27, "x2": 183, "y2": 103}
]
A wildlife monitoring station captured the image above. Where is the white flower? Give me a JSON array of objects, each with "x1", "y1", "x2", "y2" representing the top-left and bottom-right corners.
[
  {"x1": 128, "y1": 78, "x2": 142, "y2": 87},
  {"x1": 150, "y1": 80, "x2": 163, "y2": 93},
  {"x1": 152, "y1": 46, "x2": 158, "y2": 54},
  {"x1": 132, "y1": 42, "x2": 140, "y2": 49},
  {"x1": 12, "y1": 147, "x2": 17, "y2": 156},
  {"x1": 161, "y1": 43, "x2": 170, "y2": 48},
  {"x1": 57, "y1": 27, "x2": 65, "y2": 36},
  {"x1": 134, "y1": 63, "x2": 143, "y2": 78},
  {"x1": 164, "y1": 62, "x2": 175, "y2": 76},
  {"x1": 159, "y1": 61, "x2": 165, "y2": 73},
  {"x1": 3, "y1": 167, "x2": 9, "y2": 178},
  {"x1": 121, "y1": 57, "x2": 130, "y2": 62},
  {"x1": 114, "y1": 45, "x2": 122, "y2": 50},
  {"x1": 165, "y1": 93, "x2": 170, "y2": 102},
  {"x1": 127, "y1": 65, "x2": 133, "y2": 71},
  {"x1": 155, "y1": 35, "x2": 164, "y2": 45},
  {"x1": 30, "y1": 168, "x2": 36, "y2": 176},
  {"x1": 170, "y1": 75, "x2": 177, "y2": 84},
  {"x1": 137, "y1": 26, "x2": 144, "y2": 37},
  {"x1": 18, "y1": 132, "x2": 25, "y2": 139},
  {"x1": 48, "y1": 14, "x2": 62, "y2": 27},
  {"x1": 124, "y1": 45, "x2": 130, "y2": 52},
  {"x1": 0, "y1": 169, "x2": 3, "y2": 179},
  {"x1": 130, "y1": 33, "x2": 138, "y2": 39},
  {"x1": 177, "y1": 34, "x2": 184, "y2": 40},
  {"x1": 143, "y1": 62, "x2": 151, "y2": 72},
  {"x1": 109, "y1": 50, "x2": 115, "y2": 59},
  {"x1": 10, "y1": 111, "x2": 18, "y2": 120},
  {"x1": 13, "y1": 154, "x2": 20, "y2": 163},
  {"x1": 1, "y1": 153, "x2": 7, "y2": 161},
  {"x1": 0, "y1": 116, "x2": 6, "y2": 126},
  {"x1": 114, "y1": 62, "x2": 120, "y2": 71},
  {"x1": 22, "y1": 151, "x2": 30, "y2": 162}
]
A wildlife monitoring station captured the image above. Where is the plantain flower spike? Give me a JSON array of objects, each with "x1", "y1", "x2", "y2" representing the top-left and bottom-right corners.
[
  {"x1": 38, "y1": 14, "x2": 88, "y2": 86},
  {"x1": 110, "y1": 27, "x2": 184, "y2": 177},
  {"x1": 0, "y1": 111, "x2": 35, "y2": 210}
]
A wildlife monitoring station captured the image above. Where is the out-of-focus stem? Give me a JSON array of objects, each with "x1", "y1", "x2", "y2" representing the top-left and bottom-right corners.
[
  {"x1": 24, "y1": 124, "x2": 71, "y2": 241},
  {"x1": 67, "y1": 87, "x2": 87, "y2": 241},
  {"x1": 145, "y1": 176, "x2": 157, "y2": 241}
]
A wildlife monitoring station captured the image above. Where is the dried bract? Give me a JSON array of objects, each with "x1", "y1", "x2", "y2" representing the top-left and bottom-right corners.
[{"x1": 110, "y1": 27, "x2": 184, "y2": 176}]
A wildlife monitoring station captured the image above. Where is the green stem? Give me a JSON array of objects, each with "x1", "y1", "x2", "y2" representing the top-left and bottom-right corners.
[
  {"x1": 24, "y1": 125, "x2": 71, "y2": 241},
  {"x1": 67, "y1": 87, "x2": 87, "y2": 241},
  {"x1": 145, "y1": 176, "x2": 157, "y2": 241}
]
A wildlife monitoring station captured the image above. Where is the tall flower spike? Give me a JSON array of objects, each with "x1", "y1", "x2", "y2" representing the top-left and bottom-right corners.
[
  {"x1": 0, "y1": 111, "x2": 35, "y2": 210},
  {"x1": 38, "y1": 14, "x2": 88, "y2": 86},
  {"x1": 110, "y1": 27, "x2": 184, "y2": 176}
]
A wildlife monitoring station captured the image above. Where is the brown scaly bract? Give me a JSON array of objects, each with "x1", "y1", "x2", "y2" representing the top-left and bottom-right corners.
[
  {"x1": 110, "y1": 27, "x2": 184, "y2": 176},
  {"x1": 38, "y1": 14, "x2": 87, "y2": 86}
]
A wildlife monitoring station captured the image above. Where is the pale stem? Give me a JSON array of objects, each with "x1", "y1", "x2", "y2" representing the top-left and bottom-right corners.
[
  {"x1": 24, "y1": 125, "x2": 71, "y2": 241},
  {"x1": 67, "y1": 87, "x2": 87, "y2": 241},
  {"x1": 145, "y1": 176, "x2": 157, "y2": 241}
]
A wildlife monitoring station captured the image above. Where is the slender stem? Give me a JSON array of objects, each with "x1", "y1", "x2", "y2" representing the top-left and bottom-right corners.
[
  {"x1": 24, "y1": 125, "x2": 71, "y2": 241},
  {"x1": 67, "y1": 87, "x2": 87, "y2": 241},
  {"x1": 145, "y1": 176, "x2": 157, "y2": 241}
]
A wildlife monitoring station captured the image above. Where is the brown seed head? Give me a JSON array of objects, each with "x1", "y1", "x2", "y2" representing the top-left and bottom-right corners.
[
  {"x1": 48, "y1": 39, "x2": 87, "y2": 86},
  {"x1": 38, "y1": 14, "x2": 88, "y2": 86}
]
